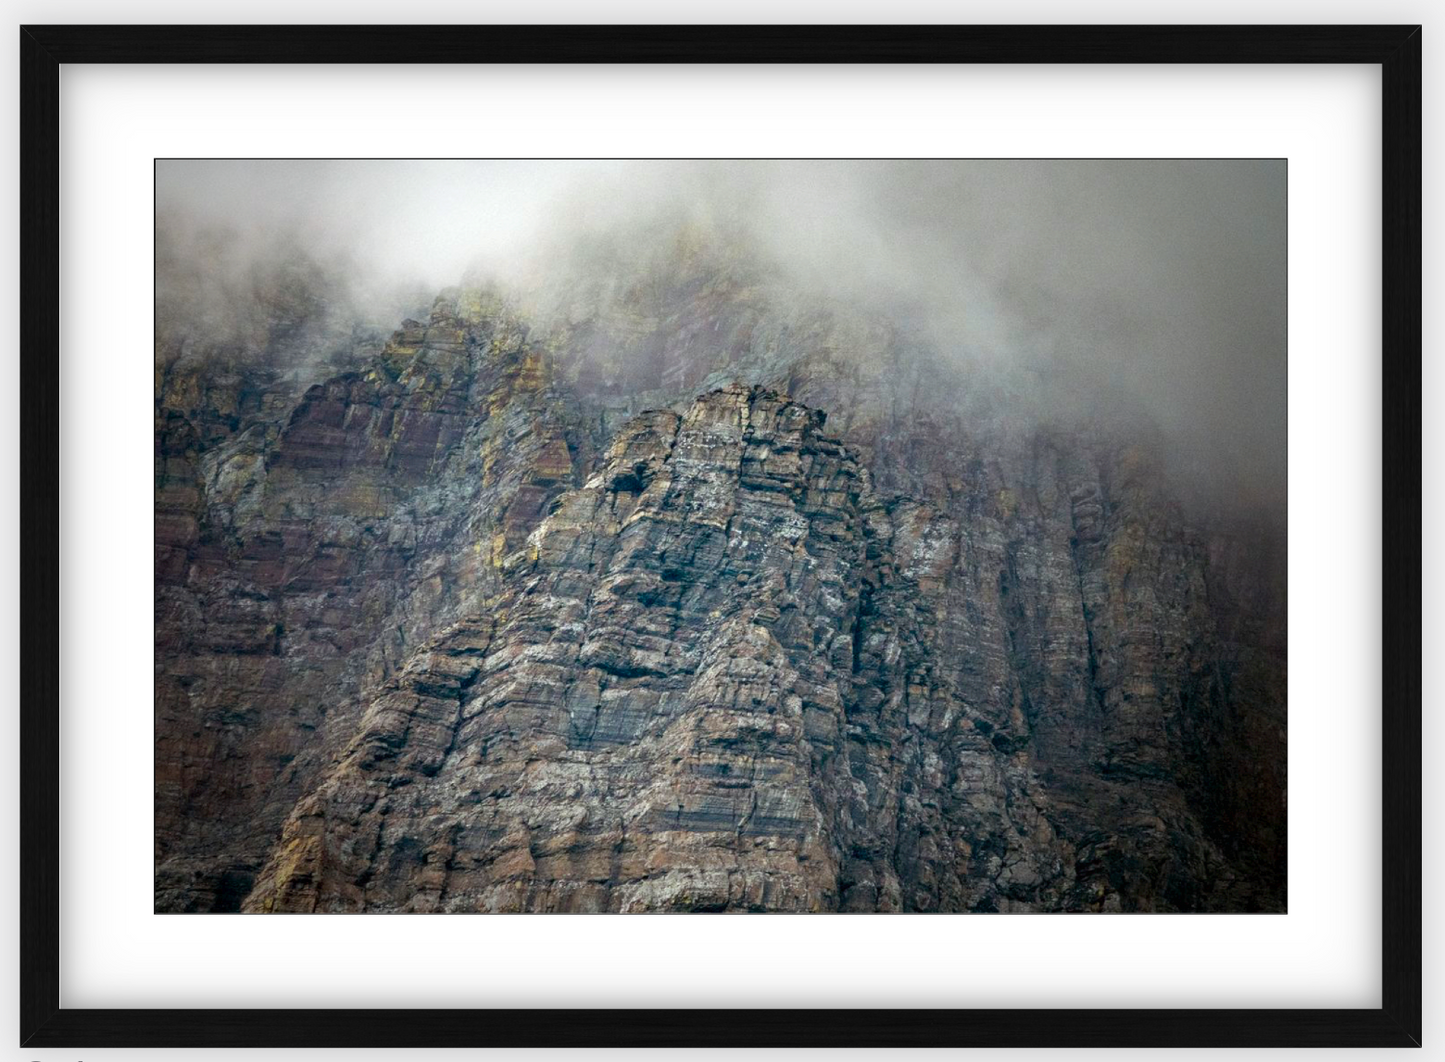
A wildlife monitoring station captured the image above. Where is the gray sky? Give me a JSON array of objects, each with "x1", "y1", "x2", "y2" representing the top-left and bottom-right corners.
[{"x1": 157, "y1": 159, "x2": 1286, "y2": 499}]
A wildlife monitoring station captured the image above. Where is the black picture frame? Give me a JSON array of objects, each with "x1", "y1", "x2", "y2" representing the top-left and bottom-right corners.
[{"x1": 19, "y1": 23, "x2": 1421, "y2": 1049}]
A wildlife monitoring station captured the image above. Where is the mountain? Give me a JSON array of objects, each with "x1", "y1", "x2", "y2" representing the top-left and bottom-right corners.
[{"x1": 155, "y1": 236, "x2": 1285, "y2": 913}]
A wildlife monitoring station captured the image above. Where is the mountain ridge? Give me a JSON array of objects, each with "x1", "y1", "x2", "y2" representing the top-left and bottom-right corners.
[{"x1": 155, "y1": 266, "x2": 1285, "y2": 913}]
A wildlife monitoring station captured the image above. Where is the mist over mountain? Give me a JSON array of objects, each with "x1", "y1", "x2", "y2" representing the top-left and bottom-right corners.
[
  {"x1": 157, "y1": 159, "x2": 1285, "y2": 504},
  {"x1": 155, "y1": 161, "x2": 1286, "y2": 913}
]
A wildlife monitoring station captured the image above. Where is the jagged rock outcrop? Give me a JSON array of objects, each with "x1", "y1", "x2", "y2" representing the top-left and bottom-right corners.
[
  {"x1": 231, "y1": 383, "x2": 1281, "y2": 913},
  {"x1": 155, "y1": 293, "x2": 598, "y2": 911},
  {"x1": 157, "y1": 266, "x2": 1285, "y2": 914}
]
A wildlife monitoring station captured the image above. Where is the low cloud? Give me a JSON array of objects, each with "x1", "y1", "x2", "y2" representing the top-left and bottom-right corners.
[{"x1": 157, "y1": 159, "x2": 1286, "y2": 502}]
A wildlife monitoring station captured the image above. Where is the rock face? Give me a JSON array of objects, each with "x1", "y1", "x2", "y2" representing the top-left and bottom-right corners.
[{"x1": 156, "y1": 265, "x2": 1286, "y2": 914}]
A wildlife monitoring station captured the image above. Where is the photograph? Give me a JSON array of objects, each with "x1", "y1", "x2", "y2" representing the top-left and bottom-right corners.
[{"x1": 153, "y1": 158, "x2": 1287, "y2": 915}]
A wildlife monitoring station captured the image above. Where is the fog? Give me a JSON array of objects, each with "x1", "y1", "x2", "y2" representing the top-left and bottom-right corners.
[{"x1": 156, "y1": 159, "x2": 1286, "y2": 501}]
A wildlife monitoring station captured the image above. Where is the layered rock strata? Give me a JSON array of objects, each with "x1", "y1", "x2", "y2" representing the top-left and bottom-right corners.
[{"x1": 156, "y1": 281, "x2": 1285, "y2": 913}]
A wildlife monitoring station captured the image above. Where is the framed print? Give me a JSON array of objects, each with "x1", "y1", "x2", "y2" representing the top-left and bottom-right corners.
[{"x1": 19, "y1": 23, "x2": 1421, "y2": 1049}]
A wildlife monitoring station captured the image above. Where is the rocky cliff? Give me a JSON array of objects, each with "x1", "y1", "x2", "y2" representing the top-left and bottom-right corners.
[{"x1": 155, "y1": 254, "x2": 1285, "y2": 914}]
